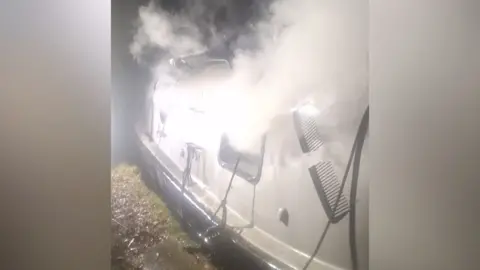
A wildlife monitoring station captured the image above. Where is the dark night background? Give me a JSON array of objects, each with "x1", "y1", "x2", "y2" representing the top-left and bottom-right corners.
[{"x1": 111, "y1": 0, "x2": 269, "y2": 165}]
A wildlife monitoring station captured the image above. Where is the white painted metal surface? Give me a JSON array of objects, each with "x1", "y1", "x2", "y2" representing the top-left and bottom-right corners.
[
  {"x1": 143, "y1": 1, "x2": 368, "y2": 268},
  {"x1": 145, "y1": 80, "x2": 368, "y2": 270}
]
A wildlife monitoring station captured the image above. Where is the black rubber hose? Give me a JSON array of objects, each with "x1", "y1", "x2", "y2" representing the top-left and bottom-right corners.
[
  {"x1": 202, "y1": 156, "x2": 242, "y2": 240},
  {"x1": 348, "y1": 106, "x2": 369, "y2": 270},
  {"x1": 211, "y1": 156, "x2": 241, "y2": 219},
  {"x1": 302, "y1": 130, "x2": 358, "y2": 269},
  {"x1": 302, "y1": 106, "x2": 368, "y2": 270}
]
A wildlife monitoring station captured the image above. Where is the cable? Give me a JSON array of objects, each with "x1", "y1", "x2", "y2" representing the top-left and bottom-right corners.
[
  {"x1": 302, "y1": 219, "x2": 332, "y2": 270},
  {"x1": 182, "y1": 143, "x2": 247, "y2": 240},
  {"x1": 348, "y1": 107, "x2": 369, "y2": 270},
  {"x1": 302, "y1": 138, "x2": 355, "y2": 270},
  {"x1": 210, "y1": 156, "x2": 242, "y2": 221},
  {"x1": 207, "y1": 134, "x2": 266, "y2": 233},
  {"x1": 231, "y1": 183, "x2": 257, "y2": 232},
  {"x1": 302, "y1": 106, "x2": 369, "y2": 270},
  {"x1": 202, "y1": 156, "x2": 242, "y2": 239}
]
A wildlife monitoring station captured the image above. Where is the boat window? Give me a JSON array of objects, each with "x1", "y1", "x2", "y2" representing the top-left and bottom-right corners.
[{"x1": 217, "y1": 134, "x2": 266, "y2": 183}]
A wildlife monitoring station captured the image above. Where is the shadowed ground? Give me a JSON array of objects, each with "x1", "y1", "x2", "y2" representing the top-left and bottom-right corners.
[{"x1": 111, "y1": 164, "x2": 216, "y2": 270}]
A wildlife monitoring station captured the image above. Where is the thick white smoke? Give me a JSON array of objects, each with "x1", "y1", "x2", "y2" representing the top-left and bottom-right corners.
[
  {"x1": 130, "y1": 1, "x2": 208, "y2": 61},
  {"x1": 131, "y1": 0, "x2": 367, "y2": 154}
]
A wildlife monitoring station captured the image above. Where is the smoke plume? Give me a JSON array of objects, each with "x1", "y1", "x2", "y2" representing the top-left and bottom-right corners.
[
  {"x1": 131, "y1": 0, "x2": 368, "y2": 153},
  {"x1": 129, "y1": 2, "x2": 206, "y2": 62}
]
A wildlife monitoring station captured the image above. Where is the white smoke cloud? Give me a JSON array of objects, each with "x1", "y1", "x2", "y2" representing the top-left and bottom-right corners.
[
  {"x1": 131, "y1": 0, "x2": 368, "y2": 154},
  {"x1": 129, "y1": 1, "x2": 208, "y2": 61}
]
